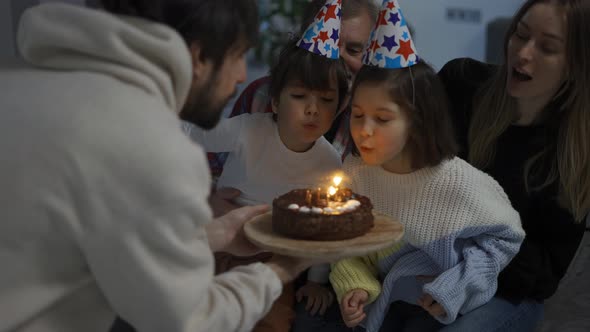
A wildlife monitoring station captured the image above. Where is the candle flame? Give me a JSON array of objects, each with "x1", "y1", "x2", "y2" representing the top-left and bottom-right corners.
[
  {"x1": 328, "y1": 186, "x2": 337, "y2": 196},
  {"x1": 333, "y1": 176, "x2": 343, "y2": 186}
]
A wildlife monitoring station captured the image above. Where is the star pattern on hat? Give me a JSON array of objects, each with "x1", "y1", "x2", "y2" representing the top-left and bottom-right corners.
[
  {"x1": 362, "y1": 0, "x2": 419, "y2": 69},
  {"x1": 299, "y1": 41, "x2": 312, "y2": 51},
  {"x1": 331, "y1": 28, "x2": 339, "y2": 42},
  {"x1": 385, "y1": 55, "x2": 402, "y2": 69},
  {"x1": 316, "y1": 8, "x2": 325, "y2": 21},
  {"x1": 396, "y1": 39, "x2": 414, "y2": 60},
  {"x1": 297, "y1": 0, "x2": 342, "y2": 59},
  {"x1": 324, "y1": 44, "x2": 334, "y2": 54},
  {"x1": 324, "y1": 3, "x2": 338, "y2": 22},
  {"x1": 370, "y1": 40, "x2": 380, "y2": 53},
  {"x1": 315, "y1": 20, "x2": 325, "y2": 32},
  {"x1": 388, "y1": 12, "x2": 400, "y2": 25},
  {"x1": 382, "y1": 34, "x2": 398, "y2": 51},
  {"x1": 303, "y1": 28, "x2": 316, "y2": 42},
  {"x1": 314, "y1": 30, "x2": 330, "y2": 43},
  {"x1": 376, "y1": 9, "x2": 388, "y2": 27}
]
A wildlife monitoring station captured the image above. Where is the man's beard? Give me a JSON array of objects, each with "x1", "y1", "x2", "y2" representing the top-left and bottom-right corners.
[{"x1": 179, "y1": 75, "x2": 236, "y2": 129}]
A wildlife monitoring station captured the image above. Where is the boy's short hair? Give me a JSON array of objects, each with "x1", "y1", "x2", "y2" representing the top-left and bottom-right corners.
[
  {"x1": 351, "y1": 61, "x2": 458, "y2": 168},
  {"x1": 269, "y1": 39, "x2": 349, "y2": 113}
]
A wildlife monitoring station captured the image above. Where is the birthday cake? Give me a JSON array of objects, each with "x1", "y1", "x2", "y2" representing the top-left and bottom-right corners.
[{"x1": 272, "y1": 188, "x2": 374, "y2": 241}]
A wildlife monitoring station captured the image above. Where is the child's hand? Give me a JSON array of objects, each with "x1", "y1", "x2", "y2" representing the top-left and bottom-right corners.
[
  {"x1": 418, "y1": 293, "x2": 447, "y2": 318},
  {"x1": 295, "y1": 281, "x2": 334, "y2": 316},
  {"x1": 340, "y1": 289, "x2": 368, "y2": 327}
]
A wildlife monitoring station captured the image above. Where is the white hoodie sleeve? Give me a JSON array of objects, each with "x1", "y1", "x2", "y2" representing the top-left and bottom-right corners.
[
  {"x1": 75, "y1": 112, "x2": 282, "y2": 332},
  {"x1": 13, "y1": 4, "x2": 282, "y2": 330}
]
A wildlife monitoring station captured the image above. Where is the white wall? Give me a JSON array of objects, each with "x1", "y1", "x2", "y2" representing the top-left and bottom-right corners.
[{"x1": 399, "y1": 0, "x2": 524, "y2": 70}]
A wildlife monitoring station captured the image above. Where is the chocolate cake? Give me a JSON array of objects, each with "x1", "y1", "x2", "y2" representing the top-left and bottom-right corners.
[{"x1": 272, "y1": 188, "x2": 374, "y2": 241}]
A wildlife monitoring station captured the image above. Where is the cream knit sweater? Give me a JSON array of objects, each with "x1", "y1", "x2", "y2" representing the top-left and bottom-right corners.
[{"x1": 330, "y1": 156, "x2": 525, "y2": 330}]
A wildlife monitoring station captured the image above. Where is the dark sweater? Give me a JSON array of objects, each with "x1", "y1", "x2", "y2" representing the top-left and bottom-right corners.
[{"x1": 438, "y1": 58, "x2": 586, "y2": 303}]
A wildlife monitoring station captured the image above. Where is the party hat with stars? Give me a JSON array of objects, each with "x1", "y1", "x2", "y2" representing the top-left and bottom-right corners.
[
  {"x1": 297, "y1": 0, "x2": 342, "y2": 59},
  {"x1": 362, "y1": 0, "x2": 419, "y2": 69}
]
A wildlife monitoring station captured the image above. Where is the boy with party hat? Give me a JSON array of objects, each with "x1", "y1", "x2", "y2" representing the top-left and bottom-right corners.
[
  {"x1": 182, "y1": 1, "x2": 349, "y2": 331},
  {"x1": 329, "y1": 1, "x2": 525, "y2": 331}
]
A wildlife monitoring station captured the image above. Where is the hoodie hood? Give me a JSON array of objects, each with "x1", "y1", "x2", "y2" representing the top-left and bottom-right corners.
[{"x1": 17, "y1": 3, "x2": 192, "y2": 113}]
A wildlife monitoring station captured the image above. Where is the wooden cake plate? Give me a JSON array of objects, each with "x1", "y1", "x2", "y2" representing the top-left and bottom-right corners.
[{"x1": 244, "y1": 212, "x2": 404, "y2": 260}]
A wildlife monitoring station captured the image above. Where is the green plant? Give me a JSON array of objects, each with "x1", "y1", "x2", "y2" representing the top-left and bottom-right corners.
[{"x1": 255, "y1": 0, "x2": 310, "y2": 65}]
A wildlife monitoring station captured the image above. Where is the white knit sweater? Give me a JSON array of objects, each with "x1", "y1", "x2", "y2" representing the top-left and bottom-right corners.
[
  {"x1": 0, "y1": 4, "x2": 281, "y2": 332},
  {"x1": 330, "y1": 156, "x2": 525, "y2": 330}
]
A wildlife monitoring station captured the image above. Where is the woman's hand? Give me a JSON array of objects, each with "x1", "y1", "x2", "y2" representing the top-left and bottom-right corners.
[
  {"x1": 340, "y1": 289, "x2": 368, "y2": 327},
  {"x1": 296, "y1": 281, "x2": 335, "y2": 316}
]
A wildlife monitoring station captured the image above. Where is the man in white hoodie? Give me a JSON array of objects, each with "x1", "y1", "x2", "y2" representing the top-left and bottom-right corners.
[{"x1": 0, "y1": 1, "x2": 315, "y2": 332}]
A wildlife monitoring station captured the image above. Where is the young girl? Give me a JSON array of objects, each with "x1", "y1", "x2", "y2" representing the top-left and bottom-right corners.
[
  {"x1": 327, "y1": 2, "x2": 525, "y2": 331},
  {"x1": 182, "y1": 4, "x2": 349, "y2": 330},
  {"x1": 329, "y1": 59, "x2": 526, "y2": 332}
]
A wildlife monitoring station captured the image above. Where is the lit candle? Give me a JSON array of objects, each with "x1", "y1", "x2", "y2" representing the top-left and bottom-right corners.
[
  {"x1": 328, "y1": 186, "x2": 337, "y2": 202},
  {"x1": 332, "y1": 175, "x2": 343, "y2": 201},
  {"x1": 316, "y1": 187, "x2": 321, "y2": 204},
  {"x1": 305, "y1": 189, "x2": 312, "y2": 206}
]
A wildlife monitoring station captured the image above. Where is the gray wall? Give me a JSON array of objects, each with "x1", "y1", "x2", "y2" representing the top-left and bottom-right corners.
[
  {"x1": 0, "y1": 0, "x2": 86, "y2": 63},
  {"x1": 0, "y1": 0, "x2": 16, "y2": 61},
  {"x1": 399, "y1": 0, "x2": 524, "y2": 70},
  {"x1": 1, "y1": 0, "x2": 524, "y2": 68}
]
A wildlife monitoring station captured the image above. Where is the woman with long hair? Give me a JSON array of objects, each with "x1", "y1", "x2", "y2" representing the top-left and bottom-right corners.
[{"x1": 438, "y1": 0, "x2": 590, "y2": 330}]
